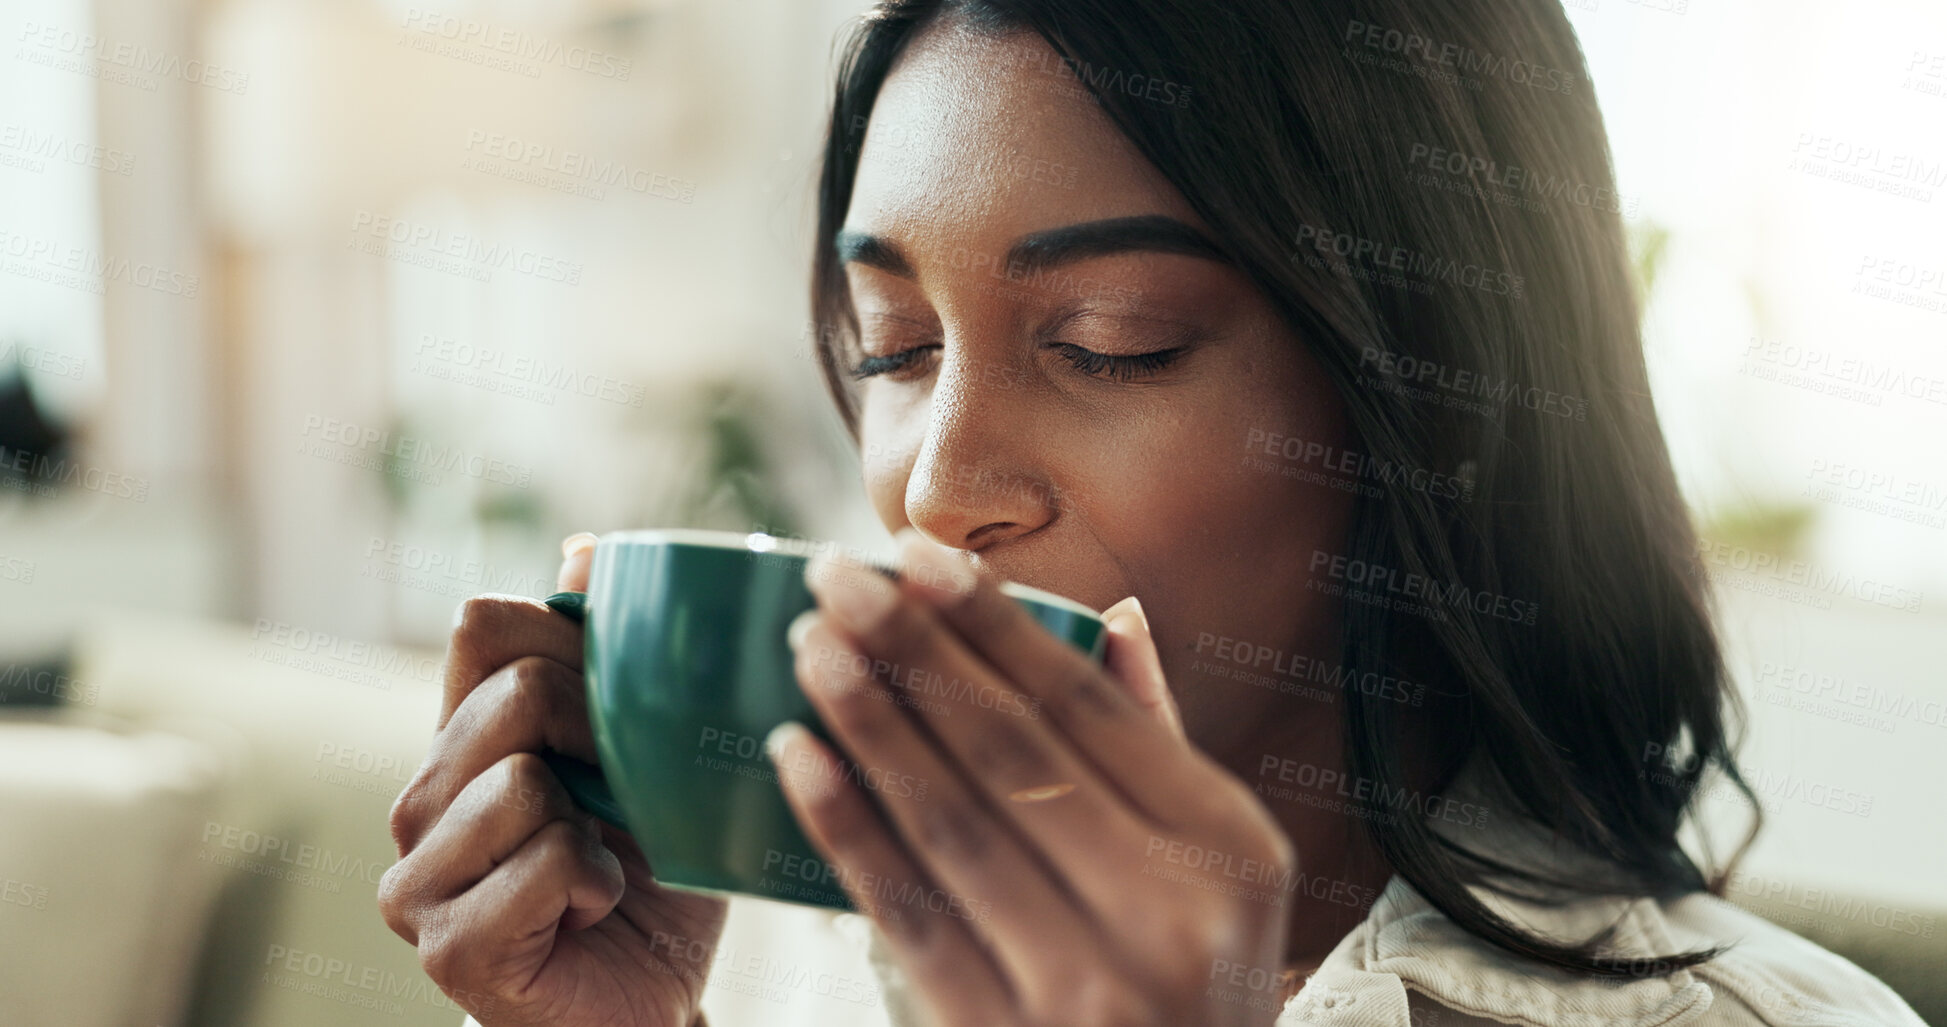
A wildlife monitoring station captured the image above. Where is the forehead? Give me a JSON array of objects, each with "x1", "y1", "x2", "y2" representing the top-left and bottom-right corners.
[{"x1": 846, "y1": 20, "x2": 1200, "y2": 239}]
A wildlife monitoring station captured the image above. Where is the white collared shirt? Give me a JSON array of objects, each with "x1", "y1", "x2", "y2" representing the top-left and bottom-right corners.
[{"x1": 1269, "y1": 875, "x2": 1927, "y2": 1026}]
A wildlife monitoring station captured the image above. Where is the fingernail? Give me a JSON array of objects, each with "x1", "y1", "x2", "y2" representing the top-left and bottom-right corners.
[
  {"x1": 561, "y1": 532, "x2": 598, "y2": 558},
  {"x1": 806, "y1": 550, "x2": 900, "y2": 630},
  {"x1": 786, "y1": 609, "x2": 819, "y2": 651},
  {"x1": 1104, "y1": 594, "x2": 1170, "y2": 713},
  {"x1": 765, "y1": 720, "x2": 810, "y2": 762},
  {"x1": 896, "y1": 528, "x2": 976, "y2": 605},
  {"x1": 1102, "y1": 595, "x2": 1148, "y2": 636}
]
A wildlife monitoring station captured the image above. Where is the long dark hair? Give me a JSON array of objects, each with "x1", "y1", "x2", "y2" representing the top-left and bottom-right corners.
[{"x1": 806, "y1": 0, "x2": 1758, "y2": 977}]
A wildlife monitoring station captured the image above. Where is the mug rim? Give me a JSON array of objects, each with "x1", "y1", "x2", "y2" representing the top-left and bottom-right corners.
[{"x1": 599, "y1": 528, "x2": 1103, "y2": 621}]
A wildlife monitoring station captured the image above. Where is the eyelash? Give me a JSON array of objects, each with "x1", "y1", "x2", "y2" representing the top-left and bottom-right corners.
[{"x1": 848, "y1": 343, "x2": 1186, "y2": 383}]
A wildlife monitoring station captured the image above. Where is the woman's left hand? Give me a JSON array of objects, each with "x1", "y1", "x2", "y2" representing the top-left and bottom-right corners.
[{"x1": 768, "y1": 528, "x2": 1296, "y2": 1027}]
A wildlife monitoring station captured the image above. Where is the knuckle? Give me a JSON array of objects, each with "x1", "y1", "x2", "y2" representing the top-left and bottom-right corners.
[
  {"x1": 1053, "y1": 663, "x2": 1125, "y2": 719},
  {"x1": 494, "y1": 751, "x2": 557, "y2": 818},
  {"x1": 503, "y1": 655, "x2": 572, "y2": 718},
  {"x1": 386, "y1": 764, "x2": 435, "y2": 853},
  {"x1": 527, "y1": 818, "x2": 608, "y2": 891},
  {"x1": 452, "y1": 594, "x2": 529, "y2": 646},
  {"x1": 965, "y1": 723, "x2": 1053, "y2": 783},
  {"x1": 500, "y1": 749, "x2": 549, "y2": 791},
  {"x1": 802, "y1": 779, "x2": 867, "y2": 836},
  {"x1": 386, "y1": 794, "x2": 416, "y2": 853},
  {"x1": 416, "y1": 921, "x2": 468, "y2": 990},
  {"x1": 534, "y1": 817, "x2": 590, "y2": 864},
  {"x1": 375, "y1": 861, "x2": 420, "y2": 939},
  {"x1": 443, "y1": 595, "x2": 548, "y2": 711},
  {"x1": 912, "y1": 795, "x2": 988, "y2": 861}
]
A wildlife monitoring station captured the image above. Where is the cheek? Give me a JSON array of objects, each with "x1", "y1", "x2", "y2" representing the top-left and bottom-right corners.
[
  {"x1": 864, "y1": 455, "x2": 908, "y2": 528},
  {"x1": 1112, "y1": 407, "x2": 1354, "y2": 580},
  {"x1": 1227, "y1": 387, "x2": 1356, "y2": 597},
  {"x1": 857, "y1": 392, "x2": 925, "y2": 529},
  {"x1": 1110, "y1": 346, "x2": 1356, "y2": 657},
  {"x1": 1112, "y1": 342, "x2": 1352, "y2": 547}
]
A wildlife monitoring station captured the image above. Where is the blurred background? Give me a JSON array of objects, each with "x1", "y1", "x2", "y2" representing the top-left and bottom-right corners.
[{"x1": 0, "y1": 0, "x2": 1941, "y2": 1023}]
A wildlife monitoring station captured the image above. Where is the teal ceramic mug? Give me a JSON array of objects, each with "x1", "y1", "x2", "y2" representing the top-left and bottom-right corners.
[{"x1": 538, "y1": 529, "x2": 1107, "y2": 913}]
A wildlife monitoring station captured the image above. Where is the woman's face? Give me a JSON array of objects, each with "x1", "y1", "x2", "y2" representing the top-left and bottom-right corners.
[{"x1": 838, "y1": 21, "x2": 1356, "y2": 751}]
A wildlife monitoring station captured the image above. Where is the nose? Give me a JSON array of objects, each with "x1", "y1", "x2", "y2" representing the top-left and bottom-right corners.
[{"x1": 900, "y1": 351, "x2": 1059, "y2": 552}]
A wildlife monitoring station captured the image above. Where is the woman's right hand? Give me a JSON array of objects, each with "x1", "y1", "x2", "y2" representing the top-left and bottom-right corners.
[{"x1": 380, "y1": 533, "x2": 729, "y2": 1027}]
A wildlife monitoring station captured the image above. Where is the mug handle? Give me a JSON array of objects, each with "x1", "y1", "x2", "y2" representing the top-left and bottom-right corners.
[{"x1": 538, "y1": 591, "x2": 632, "y2": 831}]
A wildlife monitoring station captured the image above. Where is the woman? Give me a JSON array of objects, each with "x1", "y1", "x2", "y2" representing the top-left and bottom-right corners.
[{"x1": 379, "y1": 1, "x2": 1927, "y2": 1024}]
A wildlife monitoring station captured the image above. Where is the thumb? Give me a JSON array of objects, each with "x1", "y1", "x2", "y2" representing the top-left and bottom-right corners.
[
  {"x1": 1099, "y1": 596, "x2": 1183, "y2": 739},
  {"x1": 557, "y1": 532, "x2": 597, "y2": 592}
]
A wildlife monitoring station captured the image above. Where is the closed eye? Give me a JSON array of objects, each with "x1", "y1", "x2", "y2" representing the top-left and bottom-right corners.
[
  {"x1": 1048, "y1": 342, "x2": 1186, "y2": 381},
  {"x1": 849, "y1": 346, "x2": 939, "y2": 380},
  {"x1": 847, "y1": 343, "x2": 1185, "y2": 382}
]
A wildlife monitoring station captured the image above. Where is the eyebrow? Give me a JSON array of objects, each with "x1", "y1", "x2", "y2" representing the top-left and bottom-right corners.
[{"x1": 834, "y1": 214, "x2": 1230, "y2": 279}]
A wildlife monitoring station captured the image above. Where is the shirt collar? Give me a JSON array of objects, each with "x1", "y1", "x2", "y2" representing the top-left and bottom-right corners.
[
  {"x1": 1311, "y1": 765, "x2": 1716, "y2": 1026},
  {"x1": 1346, "y1": 875, "x2": 1714, "y2": 1027}
]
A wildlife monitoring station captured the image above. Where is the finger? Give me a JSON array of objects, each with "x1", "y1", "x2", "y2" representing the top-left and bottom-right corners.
[
  {"x1": 789, "y1": 613, "x2": 1117, "y2": 998},
  {"x1": 412, "y1": 818, "x2": 626, "y2": 1011},
  {"x1": 1100, "y1": 595, "x2": 1183, "y2": 739},
  {"x1": 557, "y1": 532, "x2": 597, "y2": 592},
  {"x1": 765, "y1": 721, "x2": 1015, "y2": 1025},
  {"x1": 438, "y1": 595, "x2": 582, "y2": 729},
  {"x1": 394, "y1": 656, "x2": 596, "y2": 854},
  {"x1": 800, "y1": 559, "x2": 1154, "y2": 905},
  {"x1": 392, "y1": 753, "x2": 603, "y2": 908},
  {"x1": 889, "y1": 528, "x2": 1233, "y2": 830}
]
